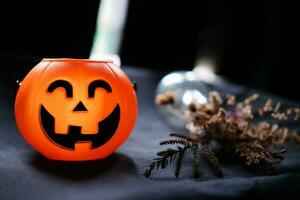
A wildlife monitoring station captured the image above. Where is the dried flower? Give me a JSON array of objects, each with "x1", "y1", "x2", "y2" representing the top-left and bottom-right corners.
[
  {"x1": 272, "y1": 112, "x2": 288, "y2": 121},
  {"x1": 155, "y1": 92, "x2": 175, "y2": 106},
  {"x1": 264, "y1": 99, "x2": 273, "y2": 110},
  {"x1": 226, "y1": 95, "x2": 236, "y2": 106},
  {"x1": 209, "y1": 91, "x2": 223, "y2": 114},
  {"x1": 235, "y1": 141, "x2": 286, "y2": 166},
  {"x1": 144, "y1": 91, "x2": 300, "y2": 179},
  {"x1": 188, "y1": 102, "x2": 198, "y2": 112},
  {"x1": 287, "y1": 108, "x2": 300, "y2": 120},
  {"x1": 244, "y1": 94, "x2": 259, "y2": 105}
]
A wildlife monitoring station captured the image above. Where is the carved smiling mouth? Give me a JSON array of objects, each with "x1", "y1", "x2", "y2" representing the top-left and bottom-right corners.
[{"x1": 39, "y1": 104, "x2": 120, "y2": 150}]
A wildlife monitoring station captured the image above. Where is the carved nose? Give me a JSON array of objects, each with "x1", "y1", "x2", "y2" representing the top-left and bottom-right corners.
[{"x1": 73, "y1": 101, "x2": 88, "y2": 112}]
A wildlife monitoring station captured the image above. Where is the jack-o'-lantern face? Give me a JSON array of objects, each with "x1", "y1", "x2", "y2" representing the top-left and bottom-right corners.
[
  {"x1": 40, "y1": 79, "x2": 120, "y2": 150},
  {"x1": 15, "y1": 59, "x2": 138, "y2": 161}
]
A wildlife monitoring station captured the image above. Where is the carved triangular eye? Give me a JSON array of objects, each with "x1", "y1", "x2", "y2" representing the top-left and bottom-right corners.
[{"x1": 73, "y1": 101, "x2": 88, "y2": 112}]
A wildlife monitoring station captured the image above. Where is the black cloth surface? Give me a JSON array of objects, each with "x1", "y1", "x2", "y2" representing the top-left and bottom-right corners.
[{"x1": 1, "y1": 64, "x2": 300, "y2": 200}]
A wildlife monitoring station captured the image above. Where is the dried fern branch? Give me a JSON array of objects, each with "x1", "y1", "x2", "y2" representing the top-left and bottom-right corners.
[
  {"x1": 159, "y1": 139, "x2": 188, "y2": 146},
  {"x1": 143, "y1": 148, "x2": 180, "y2": 177},
  {"x1": 192, "y1": 143, "x2": 200, "y2": 178},
  {"x1": 202, "y1": 144, "x2": 222, "y2": 177},
  {"x1": 175, "y1": 149, "x2": 185, "y2": 178},
  {"x1": 169, "y1": 132, "x2": 193, "y2": 142},
  {"x1": 143, "y1": 136, "x2": 192, "y2": 177}
]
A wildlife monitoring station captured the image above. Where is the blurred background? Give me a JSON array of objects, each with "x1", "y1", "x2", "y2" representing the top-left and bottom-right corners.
[{"x1": 0, "y1": 0, "x2": 298, "y2": 100}]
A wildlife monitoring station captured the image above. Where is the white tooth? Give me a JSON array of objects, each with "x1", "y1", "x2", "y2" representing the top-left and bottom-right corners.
[
  {"x1": 81, "y1": 123, "x2": 98, "y2": 134},
  {"x1": 54, "y1": 120, "x2": 69, "y2": 134}
]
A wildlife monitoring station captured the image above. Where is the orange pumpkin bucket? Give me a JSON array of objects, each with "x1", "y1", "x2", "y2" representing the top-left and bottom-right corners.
[{"x1": 15, "y1": 59, "x2": 138, "y2": 161}]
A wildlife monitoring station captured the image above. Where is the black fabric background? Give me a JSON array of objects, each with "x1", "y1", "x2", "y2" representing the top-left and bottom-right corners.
[{"x1": 1, "y1": 59, "x2": 300, "y2": 200}]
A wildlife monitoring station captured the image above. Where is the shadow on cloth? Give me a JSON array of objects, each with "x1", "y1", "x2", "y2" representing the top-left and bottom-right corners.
[{"x1": 29, "y1": 152, "x2": 137, "y2": 181}]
